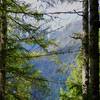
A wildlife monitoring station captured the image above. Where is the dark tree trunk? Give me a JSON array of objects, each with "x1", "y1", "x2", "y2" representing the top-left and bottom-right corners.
[
  {"x1": 82, "y1": 0, "x2": 89, "y2": 99},
  {"x1": 89, "y1": 0, "x2": 99, "y2": 99},
  {"x1": 0, "y1": 0, "x2": 7, "y2": 99}
]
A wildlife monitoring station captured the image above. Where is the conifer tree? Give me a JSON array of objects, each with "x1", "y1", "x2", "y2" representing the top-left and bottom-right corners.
[{"x1": 0, "y1": 0, "x2": 50, "y2": 99}]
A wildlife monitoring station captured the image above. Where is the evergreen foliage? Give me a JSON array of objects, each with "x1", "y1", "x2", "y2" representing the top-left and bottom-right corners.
[
  {"x1": 0, "y1": 0, "x2": 52, "y2": 99},
  {"x1": 60, "y1": 52, "x2": 83, "y2": 100}
]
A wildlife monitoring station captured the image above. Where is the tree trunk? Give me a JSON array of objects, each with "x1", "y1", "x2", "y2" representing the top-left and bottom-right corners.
[
  {"x1": 0, "y1": 0, "x2": 7, "y2": 99},
  {"x1": 89, "y1": 0, "x2": 99, "y2": 99},
  {"x1": 82, "y1": 0, "x2": 89, "y2": 99}
]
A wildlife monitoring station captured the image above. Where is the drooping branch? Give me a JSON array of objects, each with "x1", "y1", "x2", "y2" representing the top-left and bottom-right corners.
[
  {"x1": 8, "y1": 16, "x2": 48, "y2": 52},
  {"x1": 7, "y1": 49, "x2": 79, "y2": 59}
]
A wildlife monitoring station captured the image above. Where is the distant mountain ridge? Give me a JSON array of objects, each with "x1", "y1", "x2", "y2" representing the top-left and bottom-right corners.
[{"x1": 31, "y1": 18, "x2": 82, "y2": 100}]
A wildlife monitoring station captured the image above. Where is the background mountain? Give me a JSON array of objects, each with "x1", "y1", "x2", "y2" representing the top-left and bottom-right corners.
[
  {"x1": 31, "y1": 19, "x2": 82, "y2": 100},
  {"x1": 22, "y1": 0, "x2": 82, "y2": 99}
]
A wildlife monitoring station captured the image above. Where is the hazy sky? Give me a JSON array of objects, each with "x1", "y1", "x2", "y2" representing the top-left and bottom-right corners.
[{"x1": 20, "y1": 0, "x2": 82, "y2": 47}]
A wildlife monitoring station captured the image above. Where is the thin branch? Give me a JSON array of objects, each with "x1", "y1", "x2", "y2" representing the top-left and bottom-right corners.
[
  {"x1": 7, "y1": 50, "x2": 79, "y2": 59},
  {"x1": 6, "y1": 9, "x2": 83, "y2": 16},
  {"x1": 7, "y1": 72, "x2": 65, "y2": 84},
  {"x1": 73, "y1": 10, "x2": 83, "y2": 16}
]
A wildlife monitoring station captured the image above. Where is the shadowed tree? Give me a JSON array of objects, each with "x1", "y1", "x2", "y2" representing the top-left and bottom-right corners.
[
  {"x1": 89, "y1": 0, "x2": 99, "y2": 99},
  {"x1": 0, "y1": 0, "x2": 7, "y2": 99}
]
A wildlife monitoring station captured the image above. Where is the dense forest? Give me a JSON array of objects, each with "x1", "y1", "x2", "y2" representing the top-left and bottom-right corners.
[{"x1": 0, "y1": 0, "x2": 99, "y2": 100}]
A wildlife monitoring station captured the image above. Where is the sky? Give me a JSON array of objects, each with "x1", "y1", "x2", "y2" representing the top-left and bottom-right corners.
[
  {"x1": 21, "y1": 0, "x2": 82, "y2": 29},
  {"x1": 20, "y1": 0, "x2": 82, "y2": 51}
]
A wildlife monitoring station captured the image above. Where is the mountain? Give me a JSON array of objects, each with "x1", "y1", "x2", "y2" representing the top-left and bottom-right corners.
[
  {"x1": 22, "y1": 0, "x2": 82, "y2": 99},
  {"x1": 31, "y1": 18, "x2": 82, "y2": 100}
]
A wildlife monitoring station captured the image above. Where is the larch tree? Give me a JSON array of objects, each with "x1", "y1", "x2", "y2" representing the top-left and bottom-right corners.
[
  {"x1": 82, "y1": 0, "x2": 89, "y2": 99},
  {"x1": 89, "y1": 0, "x2": 99, "y2": 99}
]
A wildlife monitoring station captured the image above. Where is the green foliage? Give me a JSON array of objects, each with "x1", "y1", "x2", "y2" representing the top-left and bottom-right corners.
[
  {"x1": 5, "y1": 39, "x2": 50, "y2": 99},
  {"x1": 33, "y1": 12, "x2": 43, "y2": 21},
  {"x1": 1, "y1": 0, "x2": 53, "y2": 99},
  {"x1": 60, "y1": 51, "x2": 83, "y2": 100},
  {"x1": 1, "y1": 0, "x2": 64, "y2": 99}
]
